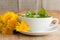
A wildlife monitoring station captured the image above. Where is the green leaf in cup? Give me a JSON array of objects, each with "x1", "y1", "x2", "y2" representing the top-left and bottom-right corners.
[
  {"x1": 26, "y1": 15, "x2": 34, "y2": 18},
  {"x1": 38, "y1": 8, "x2": 46, "y2": 16},
  {"x1": 27, "y1": 10, "x2": 36, "y2": 15},
  {"x1": 20, "y1": 8, "x2": 53, "y2": 18},
  {"x1": 25, "y1": 10, "x2": 36, "y2": 18}
]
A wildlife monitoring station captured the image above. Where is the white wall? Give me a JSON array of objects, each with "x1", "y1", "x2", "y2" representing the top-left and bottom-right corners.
[
  {"x1": 0, "y1": 0, "x2": 60, "y2": 11},
  {"x1": 19, "y1": 0, "x2": 41, "y2": 11},
  {"x1": 19, "y1": 0, "x2": 60, "y2": 10},
  {"x1": 0, "y1": 0, "x2": 18, "y2": 11},
  {"x1": 43, "y1": 0, "x2": 60, "y2": 10}
]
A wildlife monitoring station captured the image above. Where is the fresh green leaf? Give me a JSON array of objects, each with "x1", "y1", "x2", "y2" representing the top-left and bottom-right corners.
[
  {"x1": 21, "y1": 8, "x2": 52, "y2": 18},
  {"x1": 38, "y1": 8, "x2": 46, "y2": 16},
  {"x1": 27, "y1": 10, "x2": 36, "y2": 15},
  {"x1": 26, "y1": 15, "x2": 34, "y2": 18}
]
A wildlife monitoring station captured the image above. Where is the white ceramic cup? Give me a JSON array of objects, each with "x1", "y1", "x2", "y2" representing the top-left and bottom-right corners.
[{"x1": 20, "y1": 16, "x2": 58, "y2": 33}]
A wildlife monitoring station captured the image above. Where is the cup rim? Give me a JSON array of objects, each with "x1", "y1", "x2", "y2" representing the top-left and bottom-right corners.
[
  {"x1": 20, "y1": 14, "x2": 53, "y2": 19},
  {"x1": 20, "y1": 16, "x2": 53, "y2": 19}
]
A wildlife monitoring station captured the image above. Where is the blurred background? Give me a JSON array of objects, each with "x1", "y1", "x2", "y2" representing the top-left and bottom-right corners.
[
  {"x1": 0, "y1": 0, "x2": 60, "y2": 23},
  {"x1": 0, "y1": 0, "x2": 18, "y2": 11},
  {"x1": 0, "y1": 0, "x2": 60, "y2": 11}
]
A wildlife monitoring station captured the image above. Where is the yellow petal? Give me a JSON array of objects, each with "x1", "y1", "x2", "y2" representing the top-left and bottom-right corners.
[
  {"x1": 16, "y1": 21, "x2": 30, "y2": 32},
  {"x1": 2, "y1": 11, "x2": 18, "y2": 23}
]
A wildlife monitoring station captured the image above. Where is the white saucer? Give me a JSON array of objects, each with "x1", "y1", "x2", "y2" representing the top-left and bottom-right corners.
[{"x1": 20, "y1": 24, "x2": 58, "y2": 35}]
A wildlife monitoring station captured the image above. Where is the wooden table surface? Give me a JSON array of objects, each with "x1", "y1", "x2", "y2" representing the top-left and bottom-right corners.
[
  {"x1": 1, "y1": 24, "x2": 60, "y2": 40},
  {"x1": 0, "y1": 10, "x2": 60, "y2": 40}
]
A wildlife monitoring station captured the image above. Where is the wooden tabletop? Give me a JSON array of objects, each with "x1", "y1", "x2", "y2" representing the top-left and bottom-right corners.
[
  {"x1": 1, "y1": 24, "x2": 60, "y2": 40},
  {"x1": 0, "y1": 10, "x2": 60, "y2": 40}
]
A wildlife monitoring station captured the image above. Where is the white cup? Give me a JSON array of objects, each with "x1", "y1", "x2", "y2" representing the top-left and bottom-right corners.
[{"x1": 20, "y1": 16, "x2": 58, "y2": 33}]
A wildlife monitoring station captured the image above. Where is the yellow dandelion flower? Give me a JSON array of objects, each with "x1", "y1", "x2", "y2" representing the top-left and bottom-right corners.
[
  {"x1": 2, "y1": 27, "x2": 13, "y2": 35},
  {"x1": 16, "y1": 21, "x2": 30, "y2": 32},
  {"x1": 2, "y1": 11, "x2": 18, "y2": 23},
  {"x1": 8, "y1": 19, "x2": 17, "y2": 29}
]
